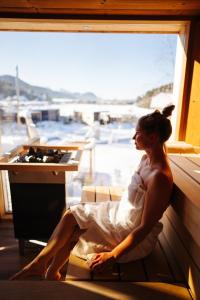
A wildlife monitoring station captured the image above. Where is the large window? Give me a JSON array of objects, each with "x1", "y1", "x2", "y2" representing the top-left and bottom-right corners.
[{"x1": 0, "y1": 19, "x2": 189, "y2": 214}]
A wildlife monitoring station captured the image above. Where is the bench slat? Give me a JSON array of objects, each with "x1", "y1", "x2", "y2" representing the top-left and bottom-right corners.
[
  {"x1": 95, "y1": 186, "x2": 110, "y2": 202},
  {"x1": 81, "y1": 186, "x2": 96, "y2": 202},
  {"x1": 169, "y1": 159, "x2": 200, "y2": 209},
  {"x1": 119, "y1": 259, "x2": 146, "y2": 281},
  {"x1": 169, "y1": 155, "x2": 200, "y2": 184},
  {"x1": 183, "y1": 154, "x2": 200, "y2": 167},
  {"x1": 66, "y1": 254, "x2": 91, "y2": 280},
  {"x1": 92, "y1": 263, "x2": 119, "y2": 281},
  {"x1": 172, "y1": 189, "x2": 200, "y2": 249},
  {"x1": 159, "y1": 230, "x2": 185, "y2": 283},
  {"x1": 109, "y1": 186, "x2": 123, "y2": 201},
  {"x1": 143, "y1": 242, "x2": 174, "y2": 282},
  {"x1": 166, "y1": 206, "x2": 200, "y2": 270},
  {"x1": 162, "y1": 213, "x2": 200, "y2": 300}
]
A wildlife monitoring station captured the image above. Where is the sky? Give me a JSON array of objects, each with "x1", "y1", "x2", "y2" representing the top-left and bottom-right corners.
[{"x1": 0, "y1": 32, "x2": 177, "y2": 100}]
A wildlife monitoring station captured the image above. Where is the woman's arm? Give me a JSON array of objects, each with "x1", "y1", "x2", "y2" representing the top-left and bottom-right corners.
[{"x1": 90, "y1": 172, "x2": 173, "y2": 270}]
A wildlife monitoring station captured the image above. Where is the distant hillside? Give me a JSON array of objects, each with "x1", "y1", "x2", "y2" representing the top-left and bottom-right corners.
[
  {"x1": 135, "y1": 83, "x2": 173, "y2": 108},
  {"x1": 0, "y1": 75, "x2": 173, "y2": 106},
  {"x1": 0, "y1": 75, "x2": 99, "y2": 102}
]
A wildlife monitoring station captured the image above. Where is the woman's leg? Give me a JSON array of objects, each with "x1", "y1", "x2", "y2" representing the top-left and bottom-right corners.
[
  {"x1": 45, "y1": 226, "x2": 86, "y2": 280},
  {"x1": 10, "y1": 210, "x2": 79, "y2": 280}
]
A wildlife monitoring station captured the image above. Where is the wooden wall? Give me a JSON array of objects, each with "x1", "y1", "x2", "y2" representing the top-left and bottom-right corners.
[
  {"x1": 1, "y1": 0, "x2": 200, "y2": 16},
  {"x1": 184, "y1": 22, "x2": 200, "y2": 146}
]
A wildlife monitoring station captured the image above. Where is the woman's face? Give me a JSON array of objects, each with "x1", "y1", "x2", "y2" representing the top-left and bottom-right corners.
[{"x1": 133, "y1": 125, "x2": 153, "y2": 150}]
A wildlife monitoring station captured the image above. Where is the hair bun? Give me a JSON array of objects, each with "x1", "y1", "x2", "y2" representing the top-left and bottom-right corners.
[{"x1": 162, "y1": 105, "x2": 175, "y2": 118}]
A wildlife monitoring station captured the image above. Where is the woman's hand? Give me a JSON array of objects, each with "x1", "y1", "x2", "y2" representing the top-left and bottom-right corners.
[{"x1": 88, "y1": 252, "x2": 115, "y2": 273}]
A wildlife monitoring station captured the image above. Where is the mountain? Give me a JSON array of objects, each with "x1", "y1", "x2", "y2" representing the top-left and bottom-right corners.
[
  {"x1": 135, "y1": 83, "x2": 173, "y2": 108},
  {"x1": 0, "y1": 74, "x2": 173, "y2": 106},
  {"x1": 0, "y1": 75, "x2": 99, "y2": 102}
]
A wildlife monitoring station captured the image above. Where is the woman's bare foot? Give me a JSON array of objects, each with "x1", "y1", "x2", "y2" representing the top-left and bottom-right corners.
[{"x1": 10, "y1": 261, "x2": 46, "y2": 280}]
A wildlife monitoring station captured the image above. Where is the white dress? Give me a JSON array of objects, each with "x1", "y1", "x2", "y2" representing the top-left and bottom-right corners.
[{"x1": 70, "y1": 171, "x2": 163, "y2": 263}]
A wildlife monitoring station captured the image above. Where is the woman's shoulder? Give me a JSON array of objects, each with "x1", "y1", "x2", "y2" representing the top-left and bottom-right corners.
[{"x1": 150, "y1": 168, "x2": 173, "y2": 189}]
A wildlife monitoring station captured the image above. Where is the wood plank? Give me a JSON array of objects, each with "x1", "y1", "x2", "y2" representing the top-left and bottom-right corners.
[
  {"x1": 0, "y1": 162, "x2": 79, "y2": 172},
  {"x1": 0, "y1": 281, "x2": 192, "y2": 300},
  {"x1": 119, "y1": 260, "x2": 146, "y2": 281},
  {"x1": 37, "y1": 7, "x2": 187, "y2": 17},
  {"x1": 143, "y1": 242, "x2": 174, "y2": 282},
  {"x1": 0, "y1": 0, "x2": 200, "y2": 17},
  {"x1": 185, "y1": 22, "x2": 200, "y2": 146},
  {"x1": 1, "y1": 145, "x2": 24, "y2": 161},
  {"x1": 0, "y1": 19, "x2": 189, "y2": 34},
  {"x1": 169, "y1": 155, "x2": 200, "y2": 184},
  {"x1": 165, "y1": 206, "x2": 200, "y2": 269},
  {"x1": 93, "y1": 282, "x2": 192, "y2": 300},
  {"x1": 171, "y1": 187, "x2": 200, "y2": 249},
  {"x1": 169, "y1": 159, "x2": 200, "y2": 209},
  {"x1": 7, "y1": 0, "x2": 200, "y2": 10},
  {"x1": 106, "y1": 0, "x2": 200, "y2": 10},
  {"x1": 162, "y1": 213, "x2": 200, "y2": 300},
  {"x1": 0, "y1": 0, "x2": 31, "y2": 8},
  {"x1": 109, "y1": 186, "x2": 123, "y2": 201},
  {"x1": 8, "y1": 171, "x2": 65, "y2": 184},
  {"x1": 184, "y1": 154, "x2": 200, "y2": 167},
  {"x1": 0, "y1": 0, "x2": 26, "y2": 4},
  {"x1": 81, "y1": 186, "x2": 96, "y2": 202},
  {"x1": 30, "y1": 0, "x2": 101, "y2": 9},
  {"x1": 95, "y1": 186, "x2": 110, "y2": 202},
  {"x1": 23, "y1": 144, "x2": 80, "y2": 151},
  {"x1": 66, "y1": 254, "x2": 91, "y2": 281},
  {"x1": 166, "y1": 142, "x2": 195, "y2": 154},
  {"x1": 159, "y1": 231, "x2": 185, "y2": 283},
  {"x1": 2, "y1": 7, "x2": 199, "y2": 17},
  {"x1": 92, "y1": 263, "x2": 119, "y2": 281}
]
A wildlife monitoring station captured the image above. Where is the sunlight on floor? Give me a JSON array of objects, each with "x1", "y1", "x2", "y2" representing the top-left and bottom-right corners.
[{"x1": 65, "y1": 281, "x2": 191, "y2": 300}]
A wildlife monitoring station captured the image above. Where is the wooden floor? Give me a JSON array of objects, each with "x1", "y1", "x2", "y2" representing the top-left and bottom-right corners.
[
  {"x1": 0, "y1": 220, "x2": 43, "y2": 280},
  {"x1": 0, "y1": 281, "x2": 193, "y2": 300}
]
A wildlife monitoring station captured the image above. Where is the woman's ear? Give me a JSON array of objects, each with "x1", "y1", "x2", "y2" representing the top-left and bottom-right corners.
[{"x1": 149, "y1": 132, "x2": 159, "y2": 144}]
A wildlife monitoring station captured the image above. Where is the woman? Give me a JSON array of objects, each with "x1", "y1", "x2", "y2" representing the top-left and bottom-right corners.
[{"x1": 11, "y1": 104, "x2": 174, "y2": 280}]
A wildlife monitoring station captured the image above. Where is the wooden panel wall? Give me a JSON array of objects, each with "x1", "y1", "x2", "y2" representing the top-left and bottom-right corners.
[
  {"x1": 185, "y1": 22, "x2": 200, "y2": 146},
  {"x1": 1, "y1": 0, "x2": 200, "y2": 16}
]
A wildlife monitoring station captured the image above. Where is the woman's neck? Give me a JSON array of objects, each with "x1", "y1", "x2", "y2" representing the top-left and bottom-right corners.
[{"x1": 145, "y1": 144, "x2": 166, "y2": 166}]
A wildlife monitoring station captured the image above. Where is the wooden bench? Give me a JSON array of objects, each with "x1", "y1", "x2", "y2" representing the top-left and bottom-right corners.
[
  {"x1": 164, "y1": 153, "x2": 200, "y2": 300},
  {"x1": 166, "y1": 141, "x2": 199, "y2": 154},
  {"x1": 65, "y1": 185, "x2": 193, "y2": 299}
]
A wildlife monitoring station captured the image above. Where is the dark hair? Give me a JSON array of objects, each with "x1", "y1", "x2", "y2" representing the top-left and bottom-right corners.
[{"x1": 138, "y1": 105, "x2": 175, "y2": 143}]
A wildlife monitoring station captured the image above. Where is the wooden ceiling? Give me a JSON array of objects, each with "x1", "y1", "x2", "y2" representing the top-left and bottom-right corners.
[{"x1": 0, "y1": 0, "x2": 200, "y2": 18}]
